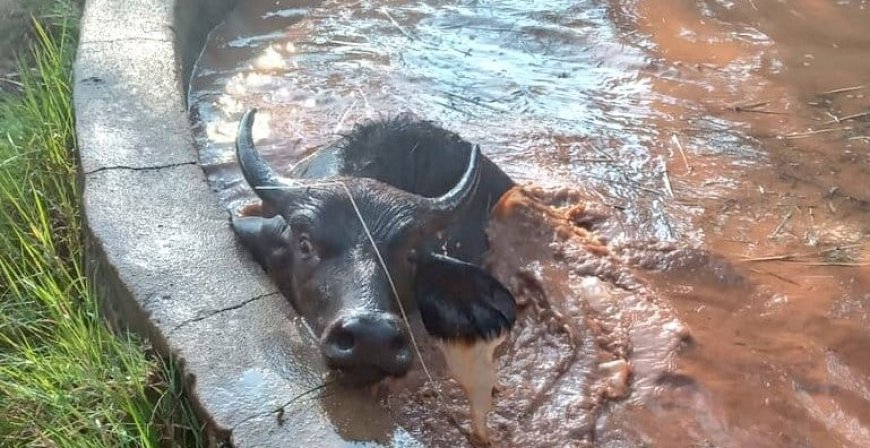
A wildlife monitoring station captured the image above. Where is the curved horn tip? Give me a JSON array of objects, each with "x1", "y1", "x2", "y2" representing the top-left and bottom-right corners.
[
  {"x1": 236, "y1": 108, "x2": 259, "y2": 156},
  {"x1": 239, "y1": 108, "x2": 258, "y2": 132},
  {"x1": 460, "y1": 143, "x2": 483, "y2": 188},
  {"x1": 424, "y1": 141, "x2": 483, "y2": 216},
  {"x1": 466, "y1": 144, "x2": 482, "y2": 185},
  {"x1": 235, "y1": 107, "x2": 291, "y2": 205},
  {"x1": 468, "y1": 144, "x2": 481, "y2": 170}
]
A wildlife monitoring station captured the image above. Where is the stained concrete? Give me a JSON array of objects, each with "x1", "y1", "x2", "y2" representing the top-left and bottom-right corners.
[
  {"x1": 79, "y1": 0, "x2": 174, "y2": 42},
  {"x1": 75, "y1": 40, "x2": 195, "y2": 173},
  {"x1": 74, "y1": 0, "x2": 420, "y2": 445},
  {"x1": 82, "y1": 164, "x2": 279, "y2": 331}
]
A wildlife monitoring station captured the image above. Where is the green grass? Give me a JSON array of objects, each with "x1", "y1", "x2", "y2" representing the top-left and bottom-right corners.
[{"x1": 0, "y1": 2, "x2": 204, "y2": 446}]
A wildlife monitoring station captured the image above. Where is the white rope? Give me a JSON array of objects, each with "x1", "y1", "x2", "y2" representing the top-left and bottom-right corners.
[
  {"x1": 339, "y1": 182, "x2": 438, "y2": 387},
  {"x1": 253, "y1": 180, "x2": 472, "y2": 439}
]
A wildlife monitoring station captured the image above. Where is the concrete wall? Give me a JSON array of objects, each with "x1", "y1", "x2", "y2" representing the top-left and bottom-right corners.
[{"x1": 74, "y1": 0, "x2": 419, "y2": 446}]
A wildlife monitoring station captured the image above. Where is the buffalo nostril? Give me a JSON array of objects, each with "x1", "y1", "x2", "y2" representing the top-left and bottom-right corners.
[
  {"x1": 322, "y1": 313, "x2": 414, "y2": 379},
  {"x1": 333, "y1": 328, "x2": 355, "y2": 351}
]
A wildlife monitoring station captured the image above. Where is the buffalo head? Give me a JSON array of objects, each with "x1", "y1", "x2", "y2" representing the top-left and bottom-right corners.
[{"x1": 231, "y1": 109, "x2": 516, "y2": 384}]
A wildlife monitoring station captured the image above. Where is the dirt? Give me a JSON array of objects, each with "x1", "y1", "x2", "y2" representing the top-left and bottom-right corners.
[{"x1": 188, "y1": 0, "x2": 870, "y2": 446}]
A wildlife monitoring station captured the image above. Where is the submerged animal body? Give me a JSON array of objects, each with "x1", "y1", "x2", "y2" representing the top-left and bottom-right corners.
[{"x1": 231, "y1": 109, "x2": 517, "y2": 386}]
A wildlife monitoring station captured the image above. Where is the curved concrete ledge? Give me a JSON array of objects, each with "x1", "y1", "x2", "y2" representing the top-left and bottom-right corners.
[{"x1": 74, "y1": 1, "x2": 418, "y2": 446}]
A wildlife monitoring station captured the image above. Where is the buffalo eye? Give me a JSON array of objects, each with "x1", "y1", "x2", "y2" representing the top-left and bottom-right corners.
[
  {"x1": 406, "y1": 249, "x2": 418, "y2": 265},
  {"x1": 297, "y1": 234, "x2": 315, "y2": 259}
]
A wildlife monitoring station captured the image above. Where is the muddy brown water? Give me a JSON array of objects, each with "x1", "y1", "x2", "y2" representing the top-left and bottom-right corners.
[{"x1": 189, "y1": 0, "x2": 870, "y2": 446}]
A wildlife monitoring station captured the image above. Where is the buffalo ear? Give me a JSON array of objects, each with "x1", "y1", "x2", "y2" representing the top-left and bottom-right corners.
[
  {"x1": 414, "y1": 253, "x2": 517, "y2": 343},
  {"x1": 231, "y1": 215, "x2": 293, "y2": 270}
]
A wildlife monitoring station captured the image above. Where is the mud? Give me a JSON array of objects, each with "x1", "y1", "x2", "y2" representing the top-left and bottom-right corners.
[
  {"x1": 382, "y1": 187, "x2": 689, "y2": 447},
  {"x1": 189, "y1": 0, "x2": 870, "y2": 446}
]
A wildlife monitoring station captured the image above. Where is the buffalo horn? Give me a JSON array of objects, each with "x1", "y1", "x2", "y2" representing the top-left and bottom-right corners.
[
  {"x1": 422, "y1": 144, "x2": 482, "y2": 217},
  {"x1": 235, "y1": 108, "x2": 297, "y2": 205}
]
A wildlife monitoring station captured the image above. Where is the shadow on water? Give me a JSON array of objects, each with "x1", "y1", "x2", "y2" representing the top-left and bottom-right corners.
[{"x1": 189, "y1": 0, "x2": 870, "y2": 446}]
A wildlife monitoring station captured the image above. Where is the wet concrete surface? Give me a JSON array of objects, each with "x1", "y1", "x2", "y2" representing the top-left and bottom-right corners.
[
  {"x1": 76, "y1": 0, "x2": 422, "y2": 446},
  {"x1": 74, "y1": 39, "x2": 197, "y2": 173},
  {"x1": 189, "y1": 0, "x2": 870, "y2": 446}
]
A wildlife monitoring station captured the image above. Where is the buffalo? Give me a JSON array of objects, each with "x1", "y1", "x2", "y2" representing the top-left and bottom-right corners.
[{"x1": 231, "y1": 109, "x2": 517, "y2": 385}]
